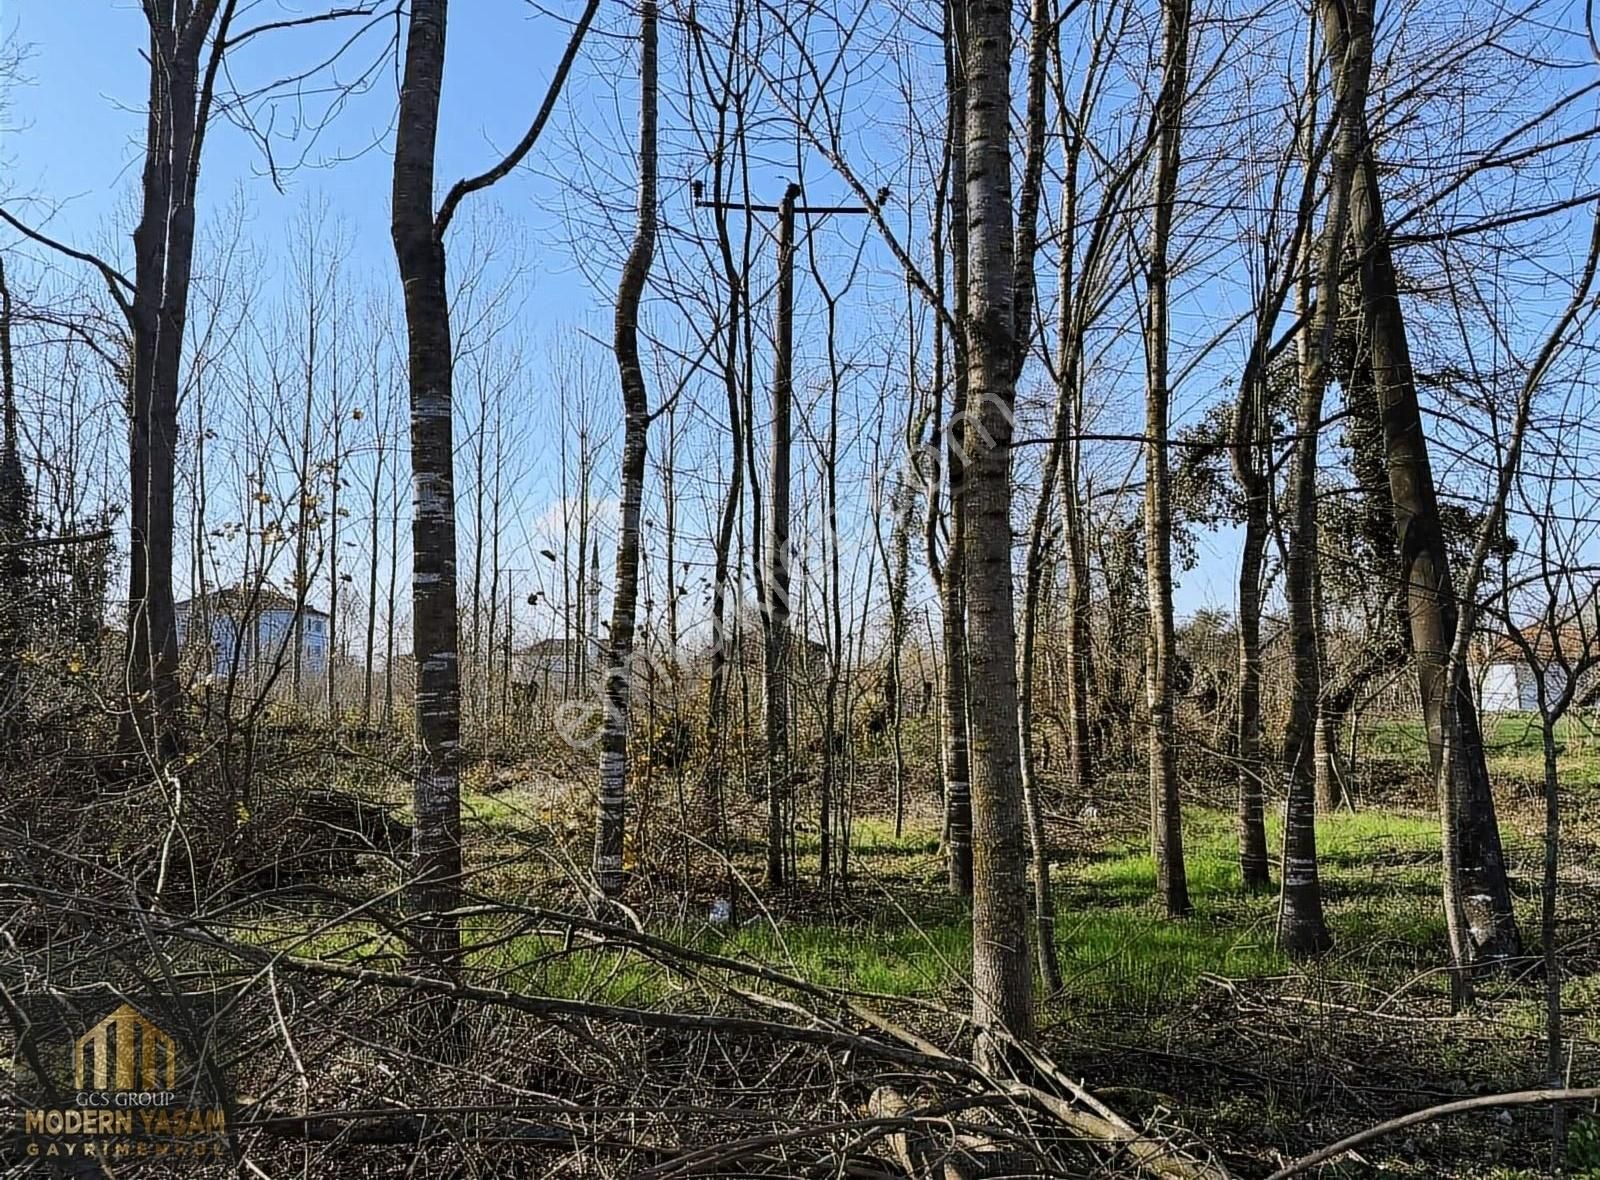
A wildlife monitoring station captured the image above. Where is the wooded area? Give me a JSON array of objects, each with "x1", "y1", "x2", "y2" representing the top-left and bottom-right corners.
[{"x1": 3, "y1": 1, "x2": 1600, "y2": 1175}]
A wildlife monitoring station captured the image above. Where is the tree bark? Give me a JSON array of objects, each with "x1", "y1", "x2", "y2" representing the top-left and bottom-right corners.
[
  {"x1": 594, "y1": 0, "x2": 658, "y2": 902},
  {"x1": 1338, "y1": 15, "x2": 1522, "y2": 965},
  {"x1": 696, "y1": 54, "x2": 746, "y2": 859},
  {"x1": 327, "y1": 337, "x2": 343, "y2": 719},
  {"x1": 1013, "y1": 0, "x2": 1061, "y2": 991},
  {"x1": 0, "y1": 258, "x2": 29, "y2": 751},
  {"x1": 885, "y1": 476, "x2": 911, "y2": 838},
  {"x1": 363, "y1": 370, "x2": 384, "y2": 727},
  {"x1": 961, "y1": 0, "x2": 1035, "y2": 1066},
  {"x1": 1018, "y1": 487, "x2": 1062, "y2": 992},
  {"x1": 1278, "y1": 0, "x2": 1375, "y2": 957},
  {"x1": 1233, "y1": 467, "x2": 1271, "y2": 887},
  {"x1": 124, "y1": 3, "x2": 229, "y2": 762},
  {"x1": 941, "y1": 3, "x2": 974, "y2": 898},
  {"x1": 391, "y1": 0, "x2": 463, "y2": 968},
  {"x1": 1540, "y1": 712, "x2": 1564, "y2": 1151},
  {"x1": 1144, "y1": 0, "x2": 1191, "y2": 919}
]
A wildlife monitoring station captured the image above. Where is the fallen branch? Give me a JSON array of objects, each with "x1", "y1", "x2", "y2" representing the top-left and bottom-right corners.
[
  {"x1": 843, "y1": 997, "x2": 1230, "y2": 1179},
  {"x1": 165, "y1": 910, "x2": 1230, "y2": 1180},
  {"x1": 1266, "y1": 1087, "x2": 1600, "y2": 1179}
]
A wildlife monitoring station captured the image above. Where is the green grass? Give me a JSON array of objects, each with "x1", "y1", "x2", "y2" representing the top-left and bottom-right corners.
[
  {"x1": 1054, "y1": 908, "x2": 1284, "y2": 1007},
  {"x1": 699, "y1": 806, "x2": 1460, "y2": 1010},
  {"x1": 1366, "y1": 712, "x2": 1600, "y2": 787},
  {"x1": 460, "y1": 788, "x2": 547, "y2": 833},
  {"x1": 715, "y1": 919, "x2": 970, "y2": 997},
  {"x1": 477, "y1": 932, "x2": 673, "y2": 1005},
  {"x1": 247, "y1": 798, "x2": 1471, "y2": 1013}
]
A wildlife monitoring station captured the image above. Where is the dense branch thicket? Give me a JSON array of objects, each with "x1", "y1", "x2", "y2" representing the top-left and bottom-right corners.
[{"x1": 3, "y1": 0, "x2": 1600, "y2": 1175}]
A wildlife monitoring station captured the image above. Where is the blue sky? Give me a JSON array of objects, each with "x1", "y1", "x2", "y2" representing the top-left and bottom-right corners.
[
  {"x1": 4, "y1": 3, "x2": 674, "y2": 637},
  {"x1": 8, "y1": 0, "x2": 1588, "y2": 647},
  {"x1": 7, "y1": 3, "x2": 597, "y2": 286}
]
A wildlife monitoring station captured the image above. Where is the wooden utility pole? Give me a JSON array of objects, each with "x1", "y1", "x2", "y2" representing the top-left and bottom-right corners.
[
  {"x1": 691, "y1": 183, "x2": 872, "y2": 888},
  {"x1": 766, "y1": 182, "x2": 799, "y2": 888}
]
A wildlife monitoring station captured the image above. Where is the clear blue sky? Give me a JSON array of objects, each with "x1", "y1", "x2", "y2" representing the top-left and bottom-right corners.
[
  {"x1": 7, "y1": 2, "x2": 609, "y2": 318},
  {"x1": 16, "y1": 1, "x2": 1580, "y2": 638},
  {"x1": 4, "y1": 3, "x2": 665, "y2": 637}
]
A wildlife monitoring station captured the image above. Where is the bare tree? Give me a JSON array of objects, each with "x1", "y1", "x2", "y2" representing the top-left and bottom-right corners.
[
  {"x1": 595, "y1": 0, "x2": 659, "y2": 902},
  {"x1": 0, "y1": 256, "x2": 28, "y2": 749},
  {"x1": 962, "y1": 0, "x2": 1035, "y2": 1065},
  {"x1": 1275, "y1": 0, "x2": 1375, "y2": 956},
  {"x1": 1436, "y1": 207, "x2": 1600, "y2": 1004},
  {"x1": 1011, "y1": 0, "x2": 1063, "y2": 990},
  {"x1": 1335, "y1": 0, "x2": 1523, "y2": 964},
  {"x1": 1491, "y1": 352, "x2": 1600, "y2": 1156},
  {"x1": 390, "y1": 0, "x2": 461, "y2": 972},
  {"x1": 685, "y1": 2, "x2": 752, "y2": 869},
  {"x1": 934, "y1": 2, "x2": 973, "y2": 898},
  {"x1": 762, "y1": 183, "x2": 800, "y2": 888},
  {"x1": 1142, "y1": 0, "x2": 1192, "y2": 920},
  {"x1": 362, "y1": 316, "x2": 389, "y2": 728},
  {"x1": 390, "y1": 0, "x2": 598, "y2": 968}
]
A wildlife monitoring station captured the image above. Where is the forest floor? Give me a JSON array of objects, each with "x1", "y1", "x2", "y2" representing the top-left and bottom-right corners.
[{"x1": 300, "y1": 712, "x2": 1600, "y2": 1177}]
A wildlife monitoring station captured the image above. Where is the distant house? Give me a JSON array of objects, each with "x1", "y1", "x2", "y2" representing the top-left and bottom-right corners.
[
  {"x1": 510, "y1": 637, "x2": 584, "y2": 704},
  {"x1": 1473, "y1": 621, "x2": 1600, "y2": 713},
  {"x1": 509, "y1": 633, "x2": 682, "y2": 707},
  {"x1": 176, "y1": 584, "x2": 329, "y2": 682}
]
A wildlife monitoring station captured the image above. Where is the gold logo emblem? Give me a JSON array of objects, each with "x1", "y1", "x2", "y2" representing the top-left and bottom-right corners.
[{"x1": 73, "y1": 1003, "x2": 178, "y2": 1092}]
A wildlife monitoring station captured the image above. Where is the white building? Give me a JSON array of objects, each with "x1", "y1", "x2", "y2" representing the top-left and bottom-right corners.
[
  {"x1": 1473, "y1": 622, "x2": 1598, "y2": 713},
  {"x1": 176, "y1": 585, "x2": 329, "y2": 683}
]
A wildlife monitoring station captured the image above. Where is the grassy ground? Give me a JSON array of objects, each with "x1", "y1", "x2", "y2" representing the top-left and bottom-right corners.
[
  {"x1": 333, "y1": 712, "x2": 1598, "y2": 1175},
  {"x1": 1366, "y1": 710, "x2": 1600, "y2": 791}
]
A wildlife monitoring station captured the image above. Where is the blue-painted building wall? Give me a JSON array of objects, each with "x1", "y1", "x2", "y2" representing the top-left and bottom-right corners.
[{"x1": 177, "y1": 601, "x2": 328, "y2": 680}]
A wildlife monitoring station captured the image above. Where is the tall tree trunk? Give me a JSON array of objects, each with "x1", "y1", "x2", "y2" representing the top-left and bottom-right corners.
[
  {"x1": 469, "y1": 375, "x2": 488, "y2": 735},
  {"x1": 1018, "y1": 484, "x2": 1062, "y2": 992},
  {"x1": 391, "y1": 0, "x2": 463, "y2": 970},
  {"x1": 486, "y1": 411, "x2": 503, "y2": 730},
  {"x1": 1012, "y1": 0, "x2": 1061, "y2": 990},
  {"x1": 1278, "y1": 0, "x2": 1375, "y2": 957},
  {"x1": 594, "y1": 0, "x2": 657, "y2": 902},
  {"x1": 364, "y1": 389, "x2": 384, "y2": 727},
  {"x1": 1232, "y1": 0, "x2": 1328, "y2": 894},
  {"x1": 327, "y1": 336, "x2": 343, "y2": 719},
  {"x1": 1316, "y1": 327, "x2": 1411, "y2": 812},
  {"x1": 292, "y1": 299, "x2": 316, "y2": 702},
  {"x1": 0, "y1": 258, "x2": 29, "y2": 751},
  {"x1": 698, "y1": 93, "x2": 745, "y2": 859},
  {"x1": 388, "y1": 0, "x2": 595, "y2": 937},
  {"x1": 1051, "y1": 22, "x2": 1096, "y2": 847},
  {"x1": 941, "y1": 4, "x2": 974, "y2": 898},
  {"x1": 661, "y1": 404, "x2": 679, "y2": 654},
  {"x1": 941, "y1": 572, "x2": 972, "y2": 894},
  {"x1": 125, "y1": 3, "x2": 225, "y2": 762},
  {"x1": 962, "y1": 0, "x2": 1035, "y2": 1066},
  {"x1": 384, "y1": 456, "x2": 400, "y2": 726},
  {"x1": 809, "y1": 234, "x2": 849, "y2": 890},
  {"x1": 885, "y1": 476, "x2": 911, "y2": 838},
  {"x1": 762, "y1": 182, "x2": 800, "y2": 889},
  {"x1": 1144, "y1": 0, "x2": 1191, "y2": 919},
  {"x1": 1337, "y1": 10, "x2": 1522, "y2": 966},
  {"x1": 1062, "y1": 439, "x2": 1094, "y2": 818},
  {"x1": 1539, "y1": 709, "x2": 1564, "y2": 1155}
]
